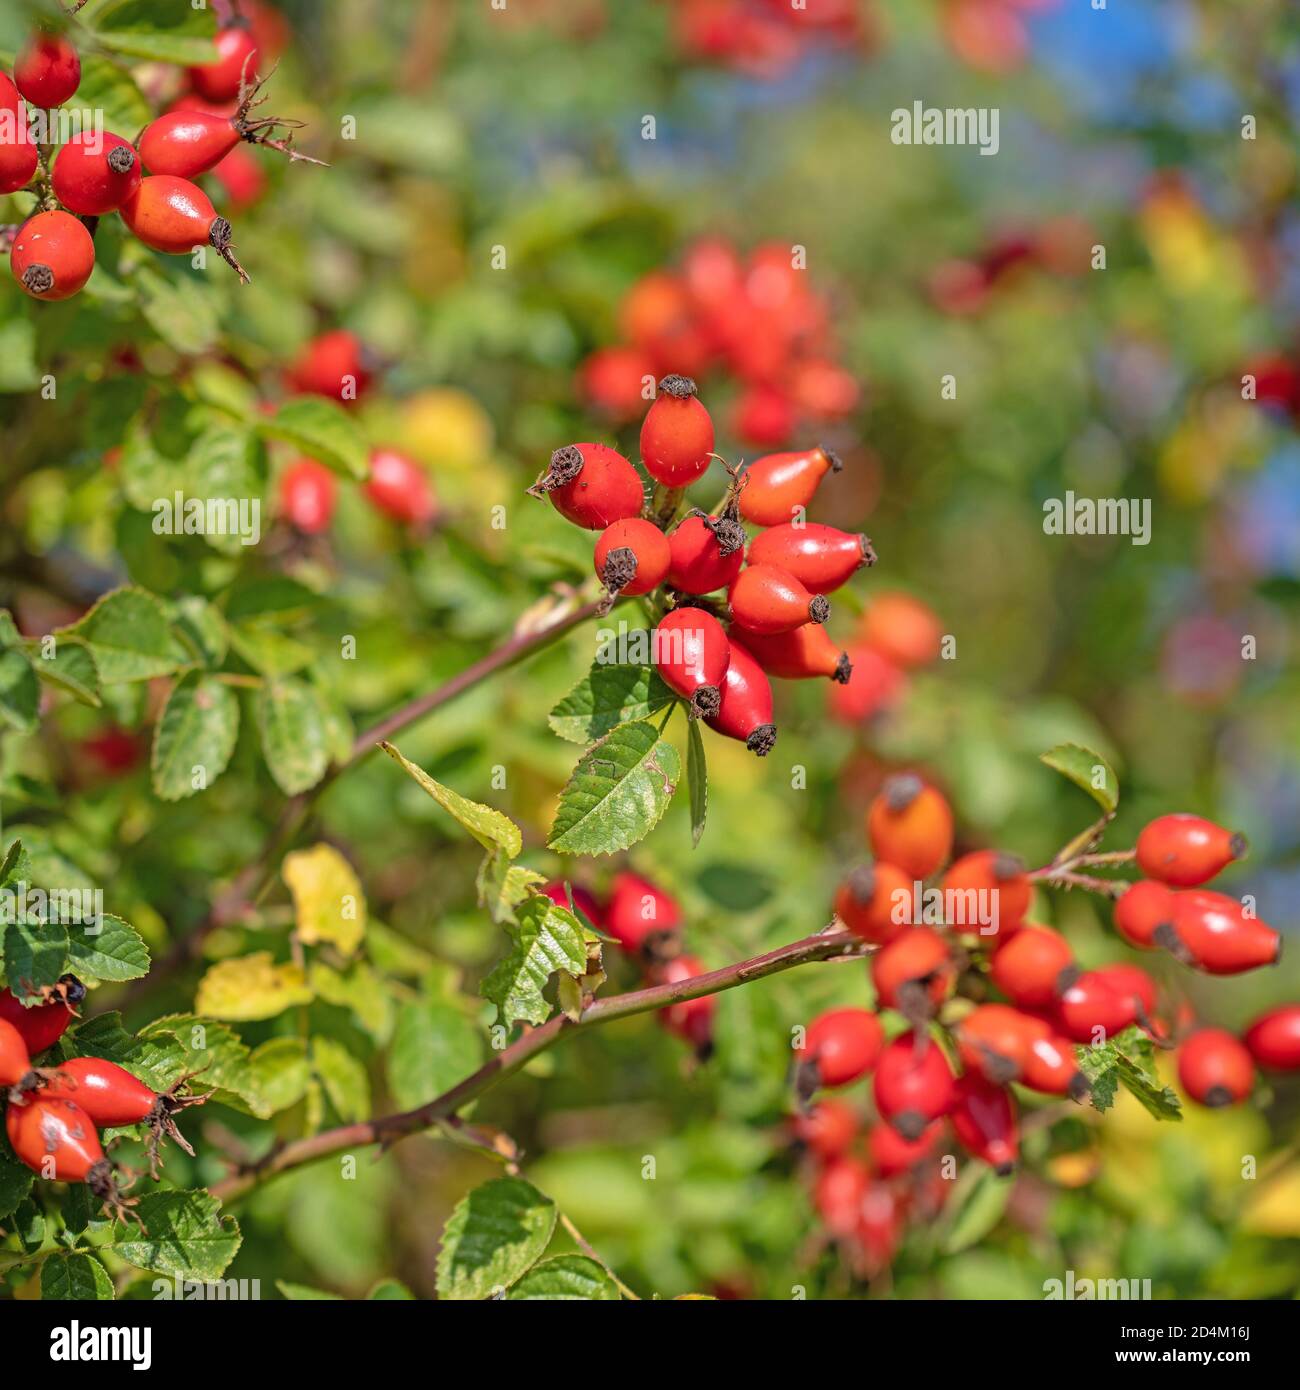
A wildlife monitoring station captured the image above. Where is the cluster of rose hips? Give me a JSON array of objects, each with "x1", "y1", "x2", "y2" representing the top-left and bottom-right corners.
[
  {"x1": 787, "y1": 792, "x2": 1297, "y2": 1276},
  {"x1": 532, "y1": 376, "x2": 876, "y2": 754},
  {"x1": 542, "y1": 873, "x2": 716, "y2": 1051},
  {"x1": 0, "y1": 977, "x2": 205, "y2": 1226},
  {"x1": 579, "y1": 238, "x2": 858, "y2": 450},
  {"x1": 667, "y1": 0, "x2": 875, "y2": 79},
  {"x1": 2, "y1": 9, "x2": 314, "y2": 302}
]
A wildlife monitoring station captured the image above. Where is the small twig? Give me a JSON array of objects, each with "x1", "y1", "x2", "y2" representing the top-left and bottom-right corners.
[{"x1": 559, "y1": 1212, "x2": 641, "y2": 1301}]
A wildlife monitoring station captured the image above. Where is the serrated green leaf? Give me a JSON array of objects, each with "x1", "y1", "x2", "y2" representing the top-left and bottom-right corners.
[
  {"x1": 381, "y1": 741, "x2": 523, "y2": 859},
  {"x1": 0, "y1": 1131, "x2": 35, "y2": 1222},
  {"x1": 313, "y1": 1036, "x2": 370, "y2": 1124},
  {"x1": 0, "y1": 647, "x2": 38, "y2": 733},
  {"x1": 110, "y1": 1191, "x2": 241, "y2": 1281},
  {"x1": 151, "y1": 672, "x2": 240, "y2": 801},
  {"x1": 477, "y1": 858, "x2": 546, "y2": 927},
  {"x1": 387, "y1": 999, "x2": 484, "y2": 1111},
  {"x1": 171, "y1": 595, "x2": 229, "y2": 669},
  {"x1": 436, "y1": 1177, "x2": 556, "y2": 1301},
  {"x1": 547, "y1": 720, "x2": 680, "y2": 856},
  {"x1": 506, "y1": 1254, "x2": 621, "y2": 1300},
  {"x1": 42, "y1": 1252, "x2": 115, "y2": 1301},
  {"x1": 67, "y1": 587, "x2": 187, "y2": 684},
  {"x1": 27, "y1": 636, "x2": 101, "y2": 707},
  {"x1": 258, "y1": 398, "x2": 369, "y2": 479},
  {"x1": 1040, "y1": 743, "x2": 1119, "y2": 814},
  {"x1": 257, "y1": 677, "x2": 330, "y2": 795},
  {"x1": 686, "y1": 716, "x2": 707, "y2": 848},
  {"x1": 3, "y1": 918, "x2": 68, "y2": 1000},
  {"x1": 67, "y1": 914, "x2": 150, "y2": 983},
  {"x1": 482, "y1": 896, "x2": 587, "y2": 1028},
  {"x1": 547, "y1": 662, "x2": 675, "y2": 745}
]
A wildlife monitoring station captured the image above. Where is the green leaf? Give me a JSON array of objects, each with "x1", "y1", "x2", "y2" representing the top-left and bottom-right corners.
[
  {"x1": 1040, "y1": 743, "x2": 1119, "y2": 814},
  {"x1": 436, "y1": 1177, "x2": 557, "y2": 1301},
  {"x1": 227, "y1": 621, "x2": 315, "y2": 677},
  {"x1": 243, "y1": 1038, "x2": 311, "y2": 1117},
  {"x1": 276, "y1": 1281, "x2": 343, "y2": 1301},
  {"x1": 0, "y1": 647, "x2": 38, "y2": 733},
  {"x1": 151, "y1": 672, "x2": 240, "y2": 801},
  {"x1": 387, "y1": 1000, "x2": 484, "y2": 1111},
  {"x1": 133, "y1": 265, "x2": 222, "y2": 357},
  {"x1": 482, "y1": 895, "x2": 588, "y2": 1029},
  {"x1": 67, "y1": 914, "x2": 150, "y2": 984},
  {"x1": 110, "y1": 1191, "x2": 241, "y2": 1281},
  {"x1": 67, "y1": 587, "x2": 187, "y2": 684},
  {"x1": 547, "y1": 720, "x2": 680, "y2": 856},
  {"x1": 259, "y1": 398, "x2": 369, "y2": 480},
  {"x1": 0, "y1": 1131, "x2": 34, "y2": 1222},
  {"x1": 506, "y1": 1254, "x2": 621, "y2": 1300},
  {"x1": 3, "y1": 919, "x2": 68, "y2": 1000},
  {"x1": 0, "y1": 318, "x2": 39, "y2": 393},
  {"x1": 182, "y1": 428, "x2": 267, "y2": 556},
  {"x1": 27, "y1": 637, "x2": 101, "y2": 707},
  {"x1": 90, "y1": 0, "x2": 219, "y2": 67},
  {"x1": 171, "y1": 596, "x2": 229, "y2": 669},
  {"x1": 309, "y1": 961, "x2": 392, "y2": 1043},
  {"x1": 941, "y1": 1164, "x2": 1014, "y2": 1254},
  {"x1": 41, "y1": 1252, "x2": 115, "y2": 1300},
  {"x1": 73, "y1": 53, "x2": 150, "y2": 137},
  {"x1": 381, "y1": 742, "x2": 522, "y2": 858},
  {"x1": 313, "y1": 1036, "x2": 370, "y2": 1124},
  {"x1": 477, "y1": 859, "x2": 546, "y2": 927},
  {"x1": 257, "y1": 677, "x2": 330, "y2": 795},
  {"x1": 1077, "y1": 1027, "x2": 1182, "y2": 1121},
  {"x1": 547, "y1": 662, "x2": 675, "y2": 745},
  {"x1": 686, "y1": 716, "x2": 707, "y2": 848},
  {"x1": 367, "y1": 1278, "x2": 415, "y2": 1300}
]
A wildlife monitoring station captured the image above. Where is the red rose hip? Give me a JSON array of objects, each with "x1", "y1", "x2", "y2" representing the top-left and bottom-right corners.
[
  {"x1": 11, "y1": 209, "x2": 95, "y2": 300},
  {"x1": 640, "y1": 375, "x2": 715, "y2": 486}
]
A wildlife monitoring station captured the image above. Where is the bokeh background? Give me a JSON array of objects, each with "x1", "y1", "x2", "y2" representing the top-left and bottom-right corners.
[{"x1": 1, "y1": 0, "x2": 1297, "y2": 1299}]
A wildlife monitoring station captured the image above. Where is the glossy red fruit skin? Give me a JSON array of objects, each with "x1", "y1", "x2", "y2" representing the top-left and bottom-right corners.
[
  {"x1": 666, "y1": 515, "x2": 745, "y2": 594},
  {"x1": 942, "y1": 850, "x2": 1031, "y2": 940},
  {"x1": 813, "y1": 1155, "x2": 870, "y2": 1237},
  {"x1": 657, "y1": 954, "x2": 714, "y2": 1049},
  {"x1": 706, "y1": 639, "x2": 776, "y2": 755},
  {"x1": 14, "y1": 31, "x2": 81, "y2": 108},
  {"x1": 603, "y1": 871, "x2": 680, "y2": 956},
  {"x1": 287, "y1": 329, "x2": 372, "y2": 404},
  {"x1": 279, "y1": 458, "x2": 337, "y2": 534},
  {"x1": 0, "y1": 1018, "x2": 33, "y2": 1088},
  {"x1": 1136, "y1": 814, "x2": 1246, "y2": 888},
  {"x1": 140, "y1": 108, "x2": 240, "y2": 178},
  {"x1": 792, "y1": 1098, "x2": 858, "y2": 1160},
  {"x1": 833, "y1": 861, "x2": 913, "y2": 945},
  {"x1": 120, "y1": 175, "x2": 219, "y2": 253},
  {"x1": 187, "y1": 24, "x2": 259, "y2": 104},
  {"x1": 6, "y1": 1096, "x2": 106, "y2": 1184},
  {"x1": 542, "y1": 443, "x2": 644, "y2": 531},
  {"x1": 653, "y1": 607, "x2": 731, "y2": 718},
  {"x1": 0, "y1": 74, "x2": 39, "y2": 195},
  {"x1": 866, "y1": 774, "x2": 954, "y2": 882},
  {"x1": 1054, "y1": 971, "x2": 1139, "y2": 1044},
  {"x1": 990, "y1": 924, "x2": 1075, "y2": 1011},
  {"x1": 797, "y1": 1008, "x2": 884, "y2": 1089},
  {"x1": 1022, "y1": 1031, "x2": 1089, "y2": 1099},
  {"x1": 747, "y1": 523, "x2": 873, "y2": 593},
  {"x1": 51, "y1": 131, "x2": 141, "y2": 214},
  {"x1": 0, "y1": 985, "x2": 78, "y2": 1054},
  {"x1": 871, "y1": 927, "x2": 953, "y2": 1014},
  {"x1": 1113, "y1": 879, "x2": 1174, "y2": 950},
  {"x1": 738, "y1": 446, "x2": 840, "y2": 527},
  {"x1": 867, "y1": 1120, "x2": 941, "y2": 1178},
  {"x1": 733, "y1": 622, "x2": 852, "y2": 683},
  {"x1": 640, "y1": 375, "x2": 715, "y2": 486},
  {"x1": 11, "y1": 209, "x2": 94, "y2": 300},
  {"x1": 1091, "y1": 963, "x2": 1157, "y2": 1019},
  {"x1": 593, "y1": 517, "x2": 671, "y2": 597},
  {"x1": 1244, "y1": 1006, "x2": 1300, "y2": 1070},
  {"x1": 364, "y1": 448, "x2": 435, "y2": 525},
  {"x1": 729, "y1": 563, "x2": 830, "y2": 635},
  {"x1": 950, "y1": 1073, "x2": 1018, "y2": 1174},
  {"x1": 1167, "y1": 890, "x2": 1281, "y2": 975},
  {"x1": 40, "y1": 1057, "x2": 157, "y2": 1127},
  {"x1": 955, "y1": 1004, "x2": 1048, "y2": 1082},
  {"x1": 872, "y1": 1033, "x2": 956, "y2": 1139},
  {"x1": 1177, "y1": 1028, "x2": 1255, "y2": 1107}
]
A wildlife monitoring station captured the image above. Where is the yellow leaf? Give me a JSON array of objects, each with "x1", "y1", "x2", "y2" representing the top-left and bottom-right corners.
[
  {"x1": 283, "y1": 843, "x2": 366, "y2": 957},
  {"x1": 1242, "y1": 1165, "x2": 1300, "y2": 1238},
  {"x1": 195, "y1": 952, "x2": 313, "y2": 1021}
]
